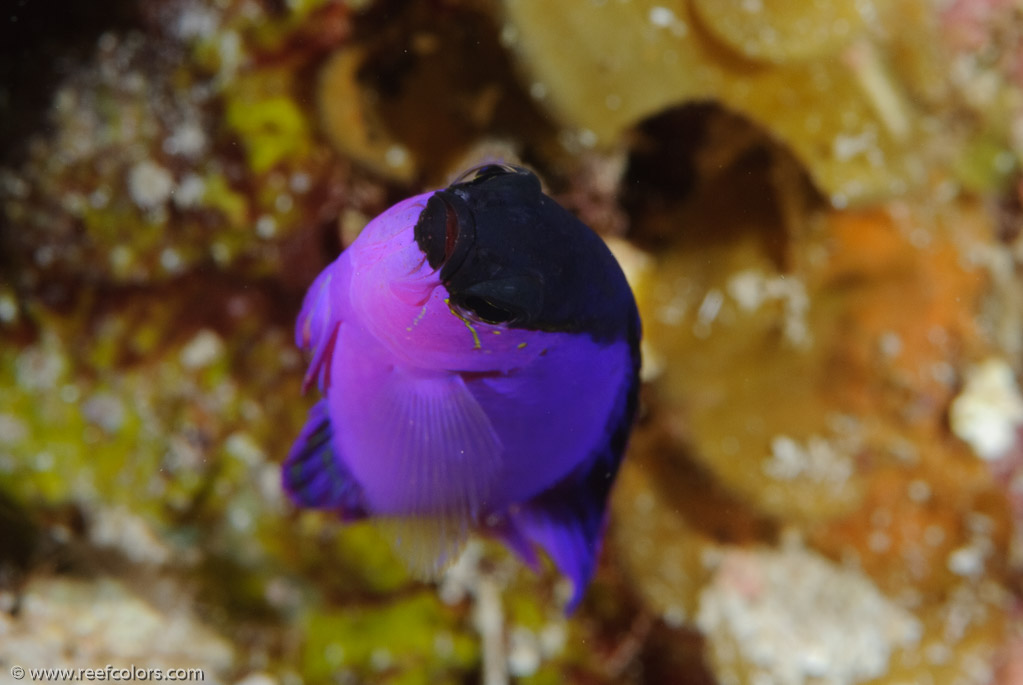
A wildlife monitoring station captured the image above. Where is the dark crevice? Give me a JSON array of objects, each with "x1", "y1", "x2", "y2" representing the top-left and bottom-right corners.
[
  {"x1": 0, "y1": 0, "x2": 142, "y2": 168},
  {"x1": 622, "y1": 103, "x2": 805, "y2": 271}
]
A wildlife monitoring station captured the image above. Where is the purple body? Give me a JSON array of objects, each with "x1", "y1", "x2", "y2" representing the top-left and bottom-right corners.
[{"x1": 284, "y1": 166, "x2": 640, "y2": 609}]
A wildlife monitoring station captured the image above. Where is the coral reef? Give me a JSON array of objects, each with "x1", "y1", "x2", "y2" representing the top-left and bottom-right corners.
[{"x1": 3, "y1": 0, "x2": 1023, "y2": 683}]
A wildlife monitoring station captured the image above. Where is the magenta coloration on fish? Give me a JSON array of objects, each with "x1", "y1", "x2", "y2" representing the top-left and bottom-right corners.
[{"x1": 283, "y1": 165, "x2": 641, "y2": 609}]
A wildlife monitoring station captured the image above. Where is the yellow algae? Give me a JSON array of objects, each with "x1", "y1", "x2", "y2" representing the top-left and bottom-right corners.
[
  {"x1": 690, "y1": 0, "x2": 869, "y2": 64},
  {"x1": 201, "y1": 172, "x2": 248, "y2": 228},
  {"x1": 501, "y1": 0, "x2": 940, "y2": 204},
  {"x1": 226, "y1": 93, "x2": 312, "y2": 175},
  {"x1": 316, "y1": 3, "x2": 559, "y2": 186},
  {"x1": 623, "y1": 142, "x2": 1011, "y2": 678},
  {"x1": 634, "y1": 161, "x2": 864, "y2": 520},
  {"x1": 634, "y1": 149, "x2": 997, "y2": 523},
  {"x1": 317, "y1": 46, "x2": 417, "y2": 183}
]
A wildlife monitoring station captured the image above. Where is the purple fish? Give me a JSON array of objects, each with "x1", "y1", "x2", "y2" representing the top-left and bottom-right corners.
[{"x1": 283, "y1": 164, "x2": 640, "y2": 609}]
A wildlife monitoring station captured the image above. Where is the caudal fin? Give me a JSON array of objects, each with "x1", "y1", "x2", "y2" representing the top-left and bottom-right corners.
[{"x1": 505, "y1": 470, "x2": 611, "y2": 612}]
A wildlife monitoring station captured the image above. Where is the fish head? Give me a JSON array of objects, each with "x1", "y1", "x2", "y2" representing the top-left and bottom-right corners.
[
  {"x1": 345, "y1": 177, "x2": 547, "y2": 372},
  {"x1": 414, "y1": 164, "x2": 548, "y2": 329},
  {"x1": 348, "y1": 164, "x2": 638, "y2": 372},
  {"x1": 416, "y1": 164, "x2": 639, "y2": 346}
]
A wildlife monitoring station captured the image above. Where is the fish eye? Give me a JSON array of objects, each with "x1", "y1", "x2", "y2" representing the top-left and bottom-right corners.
[
  {"x1": 462, "y1": 295, "x2": 519, "y2": 324},
  {"x1": 414, "y1": 193, "x2": 475, "y2": 277}
]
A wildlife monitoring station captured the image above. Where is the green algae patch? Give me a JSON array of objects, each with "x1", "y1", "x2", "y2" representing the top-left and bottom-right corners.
[
  {"x1": 201, "y1": 172, "x2": 249, "y2": 228},
  {"x1": 225, "y1": 91, "x2": 312, "y2": 176},
  {"x1": 333, "y1": 523, "x2": 412, "y2": 594},
  {"x1": 955, "y1": 132, "x2": 1018, "y2": 194},
  {"x1": 301, "y1": 593, "x2": 477, "y2": 684},
  {"x1": 0, "y1": 285, "x2": 306, "y2": 543}
]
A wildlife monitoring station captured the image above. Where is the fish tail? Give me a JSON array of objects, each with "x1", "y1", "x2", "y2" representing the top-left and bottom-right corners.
[
  {"x1": 513, "y1": 490, "x2": 608, "y2": 612},
  {"x1": 504, "y1": 439, "x2": 623, "y2": 612}
]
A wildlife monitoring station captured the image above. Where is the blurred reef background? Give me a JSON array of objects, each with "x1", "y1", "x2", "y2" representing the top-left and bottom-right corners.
[{"x1": 3, "y1": 0, "x2": 1023, "y2": 683}]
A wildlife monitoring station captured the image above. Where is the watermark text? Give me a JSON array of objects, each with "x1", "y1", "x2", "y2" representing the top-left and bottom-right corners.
[{"x1": 10, "y1": 665, "x2": 205, "y2": 681}]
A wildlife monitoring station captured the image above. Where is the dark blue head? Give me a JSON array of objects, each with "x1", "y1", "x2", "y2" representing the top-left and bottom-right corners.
[{"x1": 414, "y1": 164, "x2": 639, "y2": 345}]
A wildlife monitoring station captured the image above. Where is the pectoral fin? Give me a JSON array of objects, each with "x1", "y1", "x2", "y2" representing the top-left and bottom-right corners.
[
  {"x1": 354, "y1": 369, "x2": 504, "y2": 576},
  {"x1": 374, "y1": 514, "x2": 471, "y2": 579},
  {"x1": 368, "y1": 369, "x2": 503, "y2": 517}
]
